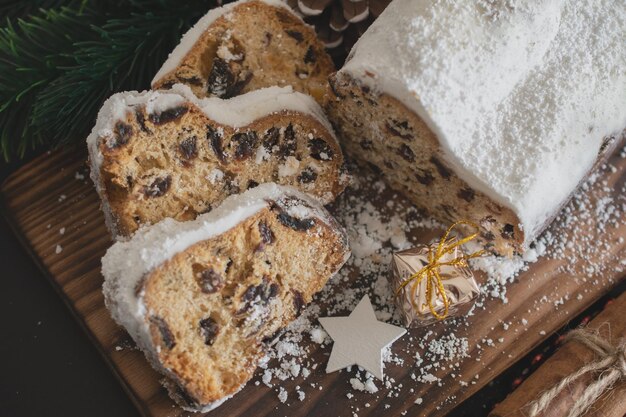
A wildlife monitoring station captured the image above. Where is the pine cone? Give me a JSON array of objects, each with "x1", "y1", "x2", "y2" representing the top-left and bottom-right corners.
[{"x1": 287, "y1": 0, "x2": 392, "y2": 64}]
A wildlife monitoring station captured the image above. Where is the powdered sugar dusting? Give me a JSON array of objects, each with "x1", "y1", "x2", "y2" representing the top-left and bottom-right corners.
[{"x1": 343, "y1": 0, "x2": 626, "y2": 248}]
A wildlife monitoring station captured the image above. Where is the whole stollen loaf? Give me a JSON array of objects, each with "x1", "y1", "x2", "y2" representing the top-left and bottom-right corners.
[
  {"x1": 101, "y1": 183, "x2": 350, "y2": 411},
  {"x1": 326, "y1": 0, "x2": 626, "y2": 255}
]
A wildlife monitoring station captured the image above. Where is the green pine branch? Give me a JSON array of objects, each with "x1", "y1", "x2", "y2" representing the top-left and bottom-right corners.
[{"x1": 0, "y1": 0, "x2": 224, "y2": 161}]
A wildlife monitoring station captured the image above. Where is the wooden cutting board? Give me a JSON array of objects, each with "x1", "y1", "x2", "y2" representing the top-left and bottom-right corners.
[{"x1": 1, "y1": 146, "x2": 624, "y2": 417}]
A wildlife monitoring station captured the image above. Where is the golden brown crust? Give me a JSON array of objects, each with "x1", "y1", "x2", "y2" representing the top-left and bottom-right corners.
[
  {"x1": 152, "y1": 1, "x2": 334, "y2": 104},
  {"x1": 325, "y1": 72, "x2": 523, "y2": 255},
  {"x1": 139, "y1": 205, "x2": 349, "y2": 407},
  {"x1": 97, "y1": 103, "x2": 346, "y2": 237}
]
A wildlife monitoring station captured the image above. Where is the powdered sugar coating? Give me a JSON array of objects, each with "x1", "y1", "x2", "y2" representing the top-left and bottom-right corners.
[
  {"x1": 342, "y1": 0, "x2": 626, "y2": 247},
  {"x1": 151, "y1": 0, "x2": 293, "y2": 85}
]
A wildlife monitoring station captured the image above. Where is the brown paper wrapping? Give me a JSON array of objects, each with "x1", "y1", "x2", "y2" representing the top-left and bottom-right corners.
[
  {"x1": 390, "y1": 240, "x2": 480, "y2": 327},
  {"x1": 490, "y1": 291, "x2": 626, "y2": 417}
]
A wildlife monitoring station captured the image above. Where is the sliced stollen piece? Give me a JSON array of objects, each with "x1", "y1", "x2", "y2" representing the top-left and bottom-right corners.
[
  {"x1": 87, "y1": 84, "x2": 347, "y2": 238},
  {"x1": 101, "y1": 183, "x2": 350, "y2": 412},
  {"x1": 151, "y1": 0, "x2": 334, "y2": 104},
  {"x1": 326, "y1": 0, "x2": 626, "y2": 255}
]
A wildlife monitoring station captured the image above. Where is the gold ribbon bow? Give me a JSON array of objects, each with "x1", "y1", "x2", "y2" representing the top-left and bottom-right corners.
[{"x1": 396, "y1": 221, "x2": 485, "y2": 320}]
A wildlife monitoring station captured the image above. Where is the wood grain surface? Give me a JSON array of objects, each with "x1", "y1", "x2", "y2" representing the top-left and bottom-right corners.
[{"x1": 1, "y1": 146, "x2": 624, "y2": 417}]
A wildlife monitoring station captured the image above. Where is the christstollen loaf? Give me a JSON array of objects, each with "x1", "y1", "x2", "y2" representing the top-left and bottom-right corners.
[
  {"x1": 101, "y1": 183, "x2": 350, "y2": 411},
  {"x1": 326, "y1": 0, "x2": 626, "y2": 255}
]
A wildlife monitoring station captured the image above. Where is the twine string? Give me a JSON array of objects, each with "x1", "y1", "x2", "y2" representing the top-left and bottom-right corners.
[
  {"x1": 528, "y1": 328, "x2": 626, "y2": 417},
  {"x1": 396, "y1": 221, "x2": 485, "y2": 320}
]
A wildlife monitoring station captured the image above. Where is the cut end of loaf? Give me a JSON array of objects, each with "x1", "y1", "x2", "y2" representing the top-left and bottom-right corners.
[
  {"x1": 152, "y1": 0, "x2": 334, "y2": 104},
  {"x1": 325, "y1": 72, "x2": 524, "y2": 256}
]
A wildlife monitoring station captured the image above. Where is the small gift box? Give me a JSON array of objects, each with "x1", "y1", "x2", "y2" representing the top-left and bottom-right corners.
[{"x1": 390, "y1": 222, "x2": 482, "y2": 327}]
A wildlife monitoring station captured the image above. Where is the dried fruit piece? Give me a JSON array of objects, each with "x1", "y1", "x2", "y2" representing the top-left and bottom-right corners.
[
  {"x1": 285, "y1": 30, "x2": 304, "y2": 43},
  {"x1": 277, "y1": 211, "x2": 315, "y2": 231},
  {"x1": 415, "y1": 169, "x2": 434, "y2": 185},
  {"x1": 304, "y1": 46, "x2": 316, "y2": 64},
  {"x1": 458, "y1": 187, "x2": 475, "y2": 202},
  {"x1": 501, "y1": 224, "x2": 515, "y2": 239},
  {"x1": 199, "y1": 317, "x2": 220, "y2": 346},
  {"x1": 206, "y1": 58, "x2": 234, "y2": 97},
  {"x1": 179, "y1": 136, "x2": 198, "y2": 160},
  {"x1": 279, "y1": 124, "x2": 297, "y2": 158},
  {"x1": 292, "y1": 290, "x2": 305, "y2": 314},
  {"x1": 263, "y1": 127, "x2": 280, "y2": 152},
  {"x1": 148, "y1": 106, "x2": 188, "y2": 125},
  {"x1": 259, "y1": 221, "x2": 275, "y2": 244},
  {"x1": 109, "y1": 121, "x2": 133, "y2": 148},
  {"x1": 385, "y1": 120, "x2": 413, "y2": 140},
  {"x1": 150, "y1": 316, "x2": 176, "y2": 349},
  {"x1": 298, "y1": 167, "x2": 318, "y2": 183},
  {"x1": 144, "y1": 176, "x2": 171, "y2": 197},
  {"x1": 231, "y1": 131, "x2": 259, "y2": 160},
  {"x1": 397, "y1": 144, "x2": 416, "y2": 162},
  {"x1": 430, "y1": 156, "x2": 451, "y2": 179},
  {"x1": 207, "y1": 125, "x2": 225, "y2": 162},
  {"x1": 308, "y1": 138, "x2": 334, "y2": 161},
  {"x1": 135, "y1": 110, "x2": 150, "y2": 133},
  {"x1": 196, "y1": 268, "x2": 224, "y2": 294},
  {"x1": 240, "y1": 278, "x2": 279, "y2": 312}
]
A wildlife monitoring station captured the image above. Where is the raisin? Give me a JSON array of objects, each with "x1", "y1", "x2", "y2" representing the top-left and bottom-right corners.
[
  {"x1": 415, "y1": 170, "x2": 434, "y2": 185},
  {"x1": 439, "y1": 204, "x2": 456, "y2": 220},
  {"x1": 207, "y1": 125, "x2": 225, "y2": 162},
  {"x1": 231, "y1": 131, "x2": 259, "y2": 160},
  {"x1": 367, "y1": 162, "x2": 383, "y2": 175},
  {"x1": 501, "y1": 224, "x2": 515, "y2": 239},
  {"x1": 224, "y1": 72, "x2": 253, "y2": 98},
  {"x1": 385, "y1": 120, "x2": 413, "y2": 140},
  {"x1": 458, "y1": 187, "x2": 475, "y2": 202},
  {"x1": 279, "y1": 124, "x2": 297, "y2": 158},
  {"x1": 298, "y1": 167, "x2": 318, "y2": 183},
  {"x1": 277, "y1": 211, "x2": 315, "y2": 231},
  {"x1": 179, "y1": 136, "x2": 197, "y2": 160},
  {"x1": 397, "y1": 144, "x2": 416, "y2": 162},
  {"x1": 240, "y1": 278, "x2": 279, "y2": 312},
  {"x1": 144, "y1": 176, "x2": 171, "y2": 197},
  {"x1": 308, "y1": 138, "x2": 334, "y2": 161},
  {"x1": 359, "y1": 139, "x2": 373, "y2": 150},
  {"x1": 247, "y1": 180, "x2": 259, "y2": 189},
  {"x1": 177, "y1": 75, "x2": 203, "y2": 86},
  {"x1": 196, "y1": 268, "x2": 224, "y2": 294},
  {"x1": 198, "y1": 318, "x2": 219, "y2": 346},
  {"x1": 285, "y1": 30, "x2": 304, "y2": 43},
  {"x1": 292, "y1": 290, "x2": 305, "y2": 314},
  {"x1": 135, "y1": 110, "x2": 150, "y2": 133},
  {"x1": 263, "y1": 127, "x2": 280, "y2": 152},
  {"x1": 430, "y1": 156, "x2": 451, "y2": 179},
  {"x1": 264, "y1": 32, "x2": 272, "y2": 46},
  {"x1": 148, "y1": 106, "x2": 188, "y2": 125},
  {"x1": 110, "y1": 121, "x2": 133, "y2": 148},
  {"x1": 150, "y1": 316, "x2": 176, "y2": 349},
  {"x1": 223, "y1": 172, "x2": 239, "y2": 195},
  {"x1": 258, "y1": 220, "x2": 275, "y2": 245},
  {"x1": 384, "y1": 160, "x2": 395, "y2": 170},
  {"x1": 304, "y1": 46, "x2": 316, "y2": 64},
  {"x1": 481, "y1": 231, "x2": 496, "y2": 241},
  {"x1": 206, "y1": 58, "x2": 234, "y2": 98}
]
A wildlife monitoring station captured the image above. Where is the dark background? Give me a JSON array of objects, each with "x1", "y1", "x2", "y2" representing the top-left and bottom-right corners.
[{"x1": 0, "y1": 151, "x2": 623, "y2": 417}]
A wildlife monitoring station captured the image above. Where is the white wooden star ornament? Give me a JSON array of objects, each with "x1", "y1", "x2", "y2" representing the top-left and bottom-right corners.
[{"x1": 319, "y1": 295, "x2": 407, "y2": 380}]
